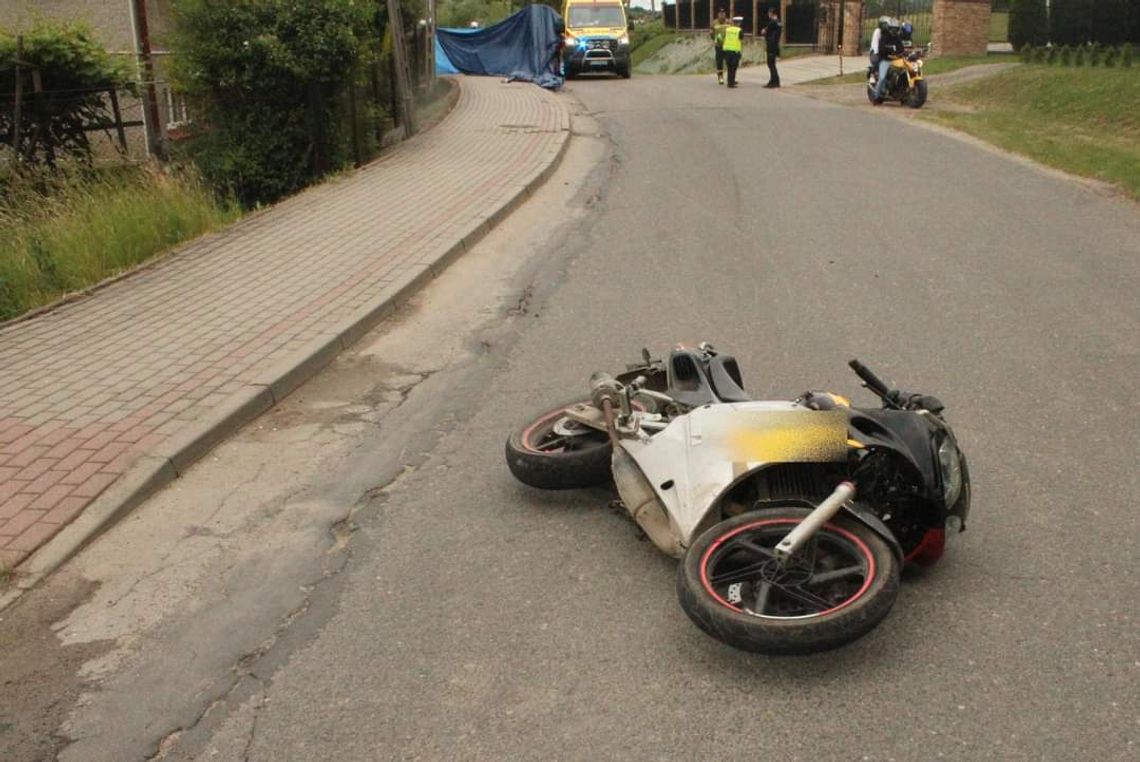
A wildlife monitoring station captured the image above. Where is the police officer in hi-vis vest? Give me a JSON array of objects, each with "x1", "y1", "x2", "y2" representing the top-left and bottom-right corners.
[{"x1": 722, "y1": 16, "x2": 743, "y2": 88}]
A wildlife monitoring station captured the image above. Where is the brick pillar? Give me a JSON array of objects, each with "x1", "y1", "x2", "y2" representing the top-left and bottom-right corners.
[
  {"x1": 842, "y1": 1, "x2": 863, "y2": 54},
  {"x1": 932, "y1": 0, "x2": 991, "y2": 56}
]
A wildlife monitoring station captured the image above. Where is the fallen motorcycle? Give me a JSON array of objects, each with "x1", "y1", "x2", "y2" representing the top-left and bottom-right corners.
[{"x1": 505, "y1": 344, "x2": 971, "y2": 654}]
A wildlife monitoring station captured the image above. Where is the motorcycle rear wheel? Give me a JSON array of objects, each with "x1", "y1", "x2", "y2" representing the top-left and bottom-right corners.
[
  {"x1": 676, "y1": 508, "x2": 900, "y2": 654},
  {"x1": 505, "y1": 399, "x2": 613, "y2": 490}
]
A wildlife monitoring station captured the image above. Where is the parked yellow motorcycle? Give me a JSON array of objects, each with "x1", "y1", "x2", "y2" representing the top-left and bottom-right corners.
[{"x1": 867, "y1": 47, "x2": 928, "y2": 108}]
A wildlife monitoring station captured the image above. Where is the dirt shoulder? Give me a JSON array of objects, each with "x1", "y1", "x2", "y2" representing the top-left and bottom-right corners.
[{"x1": 790, "y1": 63, "x2": 1021, "y2": 111}]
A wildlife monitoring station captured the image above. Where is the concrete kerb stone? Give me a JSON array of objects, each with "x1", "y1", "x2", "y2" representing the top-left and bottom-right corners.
[
  {"x1": 0, "y1": 84, "x2": 573, "y2": 610},
  {"x1": 154, "y1": 386, "x2": 277, "y2": 476},
  {"x1": 252, "y1": 332, "x2": 345, "y2": 403},
  {"x1": 7, "y1": 454, "x2": 177, "y2": 598}
]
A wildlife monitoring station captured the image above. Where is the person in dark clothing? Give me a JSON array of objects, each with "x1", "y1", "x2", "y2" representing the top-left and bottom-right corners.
[
  {"x1": 712, "y1": 9, "x2": 729, "y2": 85},
  {"x1": 763, "y1": 8, "x2": 782, "y2": 88}
]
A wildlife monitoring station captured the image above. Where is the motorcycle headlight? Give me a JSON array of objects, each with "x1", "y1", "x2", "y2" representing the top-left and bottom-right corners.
[{"x1": 937, "y1": 437, "x2": 963, "y2": 507}]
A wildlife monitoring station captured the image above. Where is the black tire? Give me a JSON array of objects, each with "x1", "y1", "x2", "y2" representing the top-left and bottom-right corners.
[
  {"x1": 677, "y1": 508, "x2": 900, "y2": 655},
  {"x1": 618, "y1": 61, "x2": 632, "y2": 79},
  {"x1": 505, "y1": 399, "x2": 612, "y2": 490},
  {"x1": 866, "y1": 82, "x2": 878, "y2": 104},
  {"x1": 907, "y1": 79, "x2": 928, "y2": 109},
  {"x1": 565, "y1": 65, "x2": 578, "y2": 80}
]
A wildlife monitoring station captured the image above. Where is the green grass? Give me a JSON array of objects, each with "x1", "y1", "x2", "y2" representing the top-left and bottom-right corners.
[
  {"x1": 632, "y1": 30, "x2": 680, "y2": 67},
  {"x1": 922, "y1": 66, "x2": 1140, "y2": 199},
  {"x1": 1, "y1": 166, "x2": 240, "y2": 321}
]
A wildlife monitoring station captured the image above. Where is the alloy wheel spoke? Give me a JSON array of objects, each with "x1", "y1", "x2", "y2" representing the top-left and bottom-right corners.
[
  {"x1": 752, "y1": 581, "x2": 773, "y2": 615},
  {"x1": 536, "y1": 435, "x2": 568, "y2": 451},
  {"x1": 732, "y1": 538, "x2": 776, "y2": 560},
  {"x1": 806, "y1": 565, "x2": 865, "y2": 586},
  {"x1": 709, "y1": 560, "x2": 768, "y2": 585},
  {"x1": 773, "y1": 583, "x2": 833, "y2": 612}
]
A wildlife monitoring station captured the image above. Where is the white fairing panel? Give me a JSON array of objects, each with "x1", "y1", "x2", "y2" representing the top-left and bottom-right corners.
[{"x1": 618, "y1": 402, "x2": 847, "y2": 547}]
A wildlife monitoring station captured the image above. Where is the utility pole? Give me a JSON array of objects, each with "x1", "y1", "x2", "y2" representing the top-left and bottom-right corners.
[
  {"x1": 427, "y1": 0, "x2": 436, "y2": 86},
  {"x1": 387, "y1": 0, "x2": 417, "y2": 136},
  {"x1": 128, "y1": 0, "x2": 165, "y2": 159},
  {"x1": 12, "y1": 36, "x2": 24, "y2": 160}
]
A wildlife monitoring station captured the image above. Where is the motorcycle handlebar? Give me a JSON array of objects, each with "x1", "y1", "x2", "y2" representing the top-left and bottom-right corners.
[{"x1": 848, "y1": 359, "x2": 893, "y2": 398}]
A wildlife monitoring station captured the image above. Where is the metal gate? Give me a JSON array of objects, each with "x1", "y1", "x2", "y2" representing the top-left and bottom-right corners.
[{"x1": 862, "y1": 0, "x2": 934, "y2": 49}]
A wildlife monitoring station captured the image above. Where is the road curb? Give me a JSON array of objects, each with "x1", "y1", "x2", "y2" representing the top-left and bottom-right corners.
[{"x1": 1, "y1": 85, "x2": 573, "y2": 610}]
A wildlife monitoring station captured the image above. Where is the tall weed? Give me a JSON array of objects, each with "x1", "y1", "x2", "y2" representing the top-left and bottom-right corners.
[{"x1": 0, "y1": 165, "x2": 239, "y2": 321}]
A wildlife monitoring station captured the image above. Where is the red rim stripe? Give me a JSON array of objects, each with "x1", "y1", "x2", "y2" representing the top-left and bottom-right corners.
[{"x1": 698, "y1": 518, "x2": 876, "y2": 618}]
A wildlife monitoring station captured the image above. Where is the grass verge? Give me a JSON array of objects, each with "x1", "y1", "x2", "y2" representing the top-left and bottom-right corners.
[
  {"x1": 1, "y1": 165, "x2": 241, "y2": 322},
  {"x1": 920, "y1": 65, "x2": 1140, "y2": 200},
  {"x1": 632, "y1": 30, "x2": 680, "y2": 67}
]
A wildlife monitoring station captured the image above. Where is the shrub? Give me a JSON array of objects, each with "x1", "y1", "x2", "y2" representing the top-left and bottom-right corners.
[
  {"x1": 1104, "y1": 46, "x2": 1118, "y2": 67},
  {"x1": 1033, "y1": 46, "x2": 1048, "y2": 63},
  {"x1": 1047, "y1": 45, "x2": 1060, "y2": 64},
  {"x1": 1019, "y1": 44, "x2": 1035, "y2": 63},
  {"x1": 170, "y1": 0, "x2": 382, "y2": 207},
  {"x1": 1090, "y1": 44, "x2": 1102, "y2": 66},
  {"x1": 1075, "y1": 45, "x2": 1086, "y2": 65},
  {"x1": 1060, "y1": 45, "x2": 1073, "y2": 65},
  {"x1": 0, "y1": 22, "x2": 132, "y2": 167},
  {"x1": 1123, "y1": 43, "x2": 1134, "y2": 68}
]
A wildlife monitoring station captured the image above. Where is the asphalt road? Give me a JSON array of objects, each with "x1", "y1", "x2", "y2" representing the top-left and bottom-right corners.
[
  {"x1": 229, "y1": 77, "x2": 1140, "y2": 760},
  {"x1": 30, "y1": 75, "x2": 1140, "y2": 761}
]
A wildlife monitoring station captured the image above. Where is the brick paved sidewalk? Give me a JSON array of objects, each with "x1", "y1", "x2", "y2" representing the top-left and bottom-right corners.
[{"x1": 0, "y1": 77, "x2": 570, "y2": 575}]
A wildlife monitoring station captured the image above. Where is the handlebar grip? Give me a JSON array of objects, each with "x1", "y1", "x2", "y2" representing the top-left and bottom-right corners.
[{"x1": 848, "y1": 359, "x2": 892, "y2": 396}]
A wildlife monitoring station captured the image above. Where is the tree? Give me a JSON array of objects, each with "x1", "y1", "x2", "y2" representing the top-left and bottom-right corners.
[
  {"x1": 1009, "y1": 0, "x2": 1049, "y2": 49},
  {"x1": 170, "y1": 0, "x2": 377, "y2": 207}
]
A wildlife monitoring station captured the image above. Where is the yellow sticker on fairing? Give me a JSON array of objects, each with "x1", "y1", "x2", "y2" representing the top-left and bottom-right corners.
[{"x1": 712, "y1": 410, "x2": 848, "y2": 463}]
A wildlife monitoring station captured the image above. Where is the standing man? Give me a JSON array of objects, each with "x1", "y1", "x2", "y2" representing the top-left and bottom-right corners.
[
  {"x1": 763, "y1": 7, "x2": 782, "y2": 88},
  {"x1": 722, "y1": 15, "x2": 743, "y2": 88},
  {"x1": 711, "y1": 9, "x2": 729, "y2": 85}
]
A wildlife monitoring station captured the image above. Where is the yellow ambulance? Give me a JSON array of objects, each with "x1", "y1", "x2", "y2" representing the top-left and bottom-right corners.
[{"x1": 561, "y1": 0, "x2": 632, "y2": 79}]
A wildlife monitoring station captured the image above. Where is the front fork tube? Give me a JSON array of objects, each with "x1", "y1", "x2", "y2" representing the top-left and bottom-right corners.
[{"x1": 773, "y1": 482, "x2": 857, "y2": 563}]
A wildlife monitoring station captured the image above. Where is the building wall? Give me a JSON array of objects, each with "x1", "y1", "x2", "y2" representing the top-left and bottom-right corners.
[
  {"x1": 0, "y1": 1, "x2": 172, "y2": 52},
  {"x1": 932, "y1": 0, "x2": 990, "y2": 55}
]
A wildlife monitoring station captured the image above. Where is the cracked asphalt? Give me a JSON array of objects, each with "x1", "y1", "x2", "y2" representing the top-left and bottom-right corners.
[{"x1": 3, "y1": 76, "x2": 1139, "y2": 761}]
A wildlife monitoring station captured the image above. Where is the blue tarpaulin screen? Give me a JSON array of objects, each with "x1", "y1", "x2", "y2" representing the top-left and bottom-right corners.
[{"x1": 436, "y1": 5, "x2": 563, "y2": 88}]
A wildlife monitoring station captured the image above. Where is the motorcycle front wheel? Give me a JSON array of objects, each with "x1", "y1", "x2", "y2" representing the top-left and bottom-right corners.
[
  {"x1": 505, "y1": 399, "x2": 613, "y2": 490},
  {"x1": 676, "y1": 508, "x2": 900, "y2": 654},
  {"x1": 907, "y1": 79, "x2": 928, "y2": 108}
]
